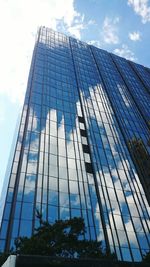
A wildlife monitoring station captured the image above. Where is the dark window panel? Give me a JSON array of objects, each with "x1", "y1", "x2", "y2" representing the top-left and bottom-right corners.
[{"x1": 85, "y1": 163, "x2": 93, "y2": 174}]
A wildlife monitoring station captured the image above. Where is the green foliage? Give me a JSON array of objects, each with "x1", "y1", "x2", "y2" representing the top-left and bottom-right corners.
[
  {"x1": 128, "y1": 137, "x2": 150, "y2": 167},
  {"x1": 143, "y1": 251, "x2": 150, "y2": 263},
  {"x1": 0, "y1": 214, "x2": 116, "y2": 264},
  {"x1": 128, "y1": 137, "x2": 150, "y2": 205},
  {"x1": 14, "y1": 214, "x2": 115, "y2": 260}
]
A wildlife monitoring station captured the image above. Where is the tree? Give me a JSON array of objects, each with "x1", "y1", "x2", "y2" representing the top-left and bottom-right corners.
[
  {"x1": 143, "y1": 251, "x2": 150, "y2": 263},
  {"x1": 14, "y1": 214, "x2": 114, "y2": 260},
  {"x1": 128, "y1": 137, "x2": 150, "y2": 205}
]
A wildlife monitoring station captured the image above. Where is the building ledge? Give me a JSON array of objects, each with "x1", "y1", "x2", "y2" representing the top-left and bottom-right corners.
[{"x1": 1, "y1": 255, "x2": 149, "y2": 267}]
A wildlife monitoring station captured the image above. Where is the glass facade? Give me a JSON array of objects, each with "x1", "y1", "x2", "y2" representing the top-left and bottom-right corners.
[{"x1": 0, "y1": 26, "x2": 150, "y2": 262}]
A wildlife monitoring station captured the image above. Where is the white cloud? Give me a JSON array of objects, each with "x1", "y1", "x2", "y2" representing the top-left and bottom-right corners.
[
  {"x1": 128, "y1": 0, "x2": 150, "y2": 23},
  {"x1": 87, "y1": 19, "x2": 97, "y2": 25},
  {"x1": 0, "y1": 0, "x2": 85, "y2": 105},
  {"x1": 114, "y1": 44, "x2": 137, "y2": 61},
  {"x1": 102, "y1": 16, "x2": 120, "y2": 44},
  {"x1": 57, "y1": 11, "x2": 87, "y2": 40},
  {"x1": 129, "y1": 31, "x2": 141, "y2": 41},
  {"x1": 0, "y1": 106, "x2": 5, "y2": 123},
  {"x1": 67, "y1": 22, "x2": 85, "y2": 39},
  {"x1": 62, "y1": 13, "x2": 97, "y2": 39},
  {"x1": 88, "y1": 40, "x2": 101, "y2": 48}
]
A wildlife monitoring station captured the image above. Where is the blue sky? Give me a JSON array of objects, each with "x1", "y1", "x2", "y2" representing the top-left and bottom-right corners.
[{"x1": 0, "y1": 0, "x2": 150, "y2": 196}]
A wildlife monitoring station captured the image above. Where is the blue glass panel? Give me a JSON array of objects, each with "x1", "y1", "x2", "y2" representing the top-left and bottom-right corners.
[
  {"x1": 121, "y1": 247, "x2": 132, "y2": 261},
  {"x1": 14, "y1": 202, "x2": 21, "y2": 219},
  {"x1": 0, "y1": 240, "x2": 5, "y2": 252},
  {"x1": 12, "y1": 219, "x2": 19, "y2": 238},
  {"x1": 21, "y1": 203, "x2": 33, "y2": 220},
  {"x1": 19, "y1": 220, "x2": 32, "y2": 237},
  {"x1": 48, "y1": 205, "x2": 58, "y2": 223},
  {"x1": 0, "y1": 220, "x2": 8, "y2": 239},
  {"x1": 60, "y1": 207, "x2": 70, "y2": 220},
  {"x1": 3, "y1": 203, "x2": 11, "y2": 220}
]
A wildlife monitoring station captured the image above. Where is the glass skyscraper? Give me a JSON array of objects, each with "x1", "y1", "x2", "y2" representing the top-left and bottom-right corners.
[{"x1": 0, "y1": 26, "x2": 150, "y2": 262}]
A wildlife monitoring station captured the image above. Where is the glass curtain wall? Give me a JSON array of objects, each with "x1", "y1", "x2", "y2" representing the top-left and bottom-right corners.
[{"x1": 0, "y1": 27, "x2": 150, "y2": 262}]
